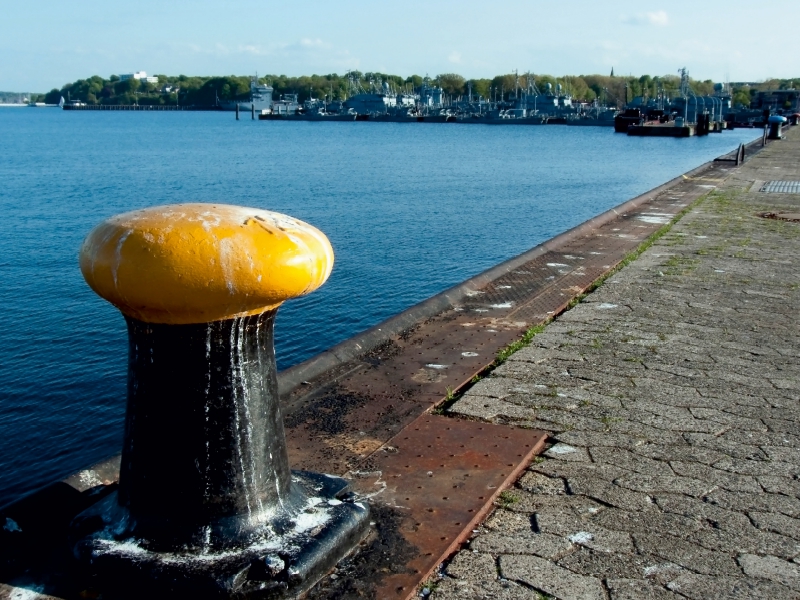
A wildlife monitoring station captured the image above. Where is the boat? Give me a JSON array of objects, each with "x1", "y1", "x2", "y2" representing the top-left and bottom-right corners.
[{"x1": 218, "y1": 78, "x2": 274, "y2": 112}]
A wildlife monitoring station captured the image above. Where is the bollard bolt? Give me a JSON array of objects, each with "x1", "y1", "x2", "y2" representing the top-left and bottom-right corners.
[{"x1": 70, "y1": 204, "x2": 369, "y2": 599}]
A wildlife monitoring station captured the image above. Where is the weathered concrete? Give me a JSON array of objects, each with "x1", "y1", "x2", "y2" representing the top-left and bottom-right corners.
[{"x1": 438, "y1": 127, "x2": 800, "y2": 599}]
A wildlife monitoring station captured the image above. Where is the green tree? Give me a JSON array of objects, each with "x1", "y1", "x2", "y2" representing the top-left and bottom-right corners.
[
  {"x1": 469, "y1": 78, "x2": 491, "y2": 99},
  {"x1": 43, "y1": 88, "x2": 61, "y2": 104},
  {"x1": 436, "y1": 73, "x2": 466, "y2": 96},
  {"x1": 732, "y1": 88, "x2": 751, "y2": 108},
  {"x1": 406, "y1": 75, "x2": 423, "y2": 89}
]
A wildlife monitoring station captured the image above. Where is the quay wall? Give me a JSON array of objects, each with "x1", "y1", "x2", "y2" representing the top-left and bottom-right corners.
[{"x1": 0, "y1": 134, "x2": 764, "y2": 512}]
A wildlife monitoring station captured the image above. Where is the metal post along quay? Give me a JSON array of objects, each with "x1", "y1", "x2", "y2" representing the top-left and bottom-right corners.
[{"x1": 70, "y1": 204, "x2": 369, "y2": 599}]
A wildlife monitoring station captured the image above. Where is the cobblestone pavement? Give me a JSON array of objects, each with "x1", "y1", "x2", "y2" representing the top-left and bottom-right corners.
[{"x1": 436, "y1": 128, "x2": 800, "y2": 600}]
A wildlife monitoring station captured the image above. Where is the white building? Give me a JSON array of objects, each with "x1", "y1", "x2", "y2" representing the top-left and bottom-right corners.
[{"x1": 120, "y1": 71, "x2": 159, "y2": 84}]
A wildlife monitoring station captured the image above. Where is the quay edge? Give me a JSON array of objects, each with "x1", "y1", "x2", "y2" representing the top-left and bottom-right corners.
[{"x1": 0, "y1": 132, "x2": 769, "y2": 600}]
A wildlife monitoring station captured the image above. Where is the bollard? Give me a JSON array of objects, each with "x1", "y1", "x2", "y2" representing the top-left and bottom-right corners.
[
  {"x1": 70, "y1": 204, "x2": 369, "y2": 599},
  {"x1": 768, "y1": 115, "x2": 787, "y2": 140}
]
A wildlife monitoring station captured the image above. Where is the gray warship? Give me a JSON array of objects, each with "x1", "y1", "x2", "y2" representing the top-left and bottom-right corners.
[{"x1": 218, "y1": 77, "x2": 274, "y2": 112}]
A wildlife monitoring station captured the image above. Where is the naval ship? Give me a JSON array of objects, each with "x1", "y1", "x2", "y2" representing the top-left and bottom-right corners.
[{"x1": 218, "y1": 77, "x2": 274, "y2": 111}]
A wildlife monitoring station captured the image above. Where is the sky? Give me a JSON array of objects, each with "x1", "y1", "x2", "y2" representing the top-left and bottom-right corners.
[{"x1": 1, "y1": 0, "x2": 795, "y2": 92}]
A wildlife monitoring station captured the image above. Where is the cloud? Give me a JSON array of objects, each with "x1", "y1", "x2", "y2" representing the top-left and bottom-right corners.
[
  {"x1": 621, "y1": 10, "x2": 669, "y2": 26},
  {"x1": 448, "y1": 51, "x2": 462, "y2": 64},
  {"x1": 179, "y1": 37, "x2": 357, "y2": 69},
  {"x1": 300, "y1": 38, "x2": 325, "y2": 48}
]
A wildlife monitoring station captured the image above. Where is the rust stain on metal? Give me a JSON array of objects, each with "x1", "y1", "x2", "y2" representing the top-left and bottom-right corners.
[
  {"x1": 306, "y1": 415, "x2": 548, "y2": 599},
  {"x1": 371, "y1": 416, "x2": 547, "y2": 600}
]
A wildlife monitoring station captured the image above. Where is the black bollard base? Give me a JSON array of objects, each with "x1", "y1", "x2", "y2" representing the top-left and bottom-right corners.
[{"x1": 70, "y1": 471, "x2": 369, "y2": 599}]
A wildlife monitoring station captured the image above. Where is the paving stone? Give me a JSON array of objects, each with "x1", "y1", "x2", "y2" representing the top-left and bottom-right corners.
[
  {"x1": 588, "y1": 447, "x2": 673, "y2": 476},
  {"x1": 624, "y1": 410, "x2": 728, "y2": 435},
  {"x1": 757, "y1": 476, "x2": 800, "y2": 498},
  {"x1": 762, "y1": 446, "x2": 800, "y2": 465},
  {"x1": 591, "y1": 506, "x2": 705, "y2": 538},
  {"x1": 686, "y1": 525, "x2": 800, "y2": 560},
  {"x1": 633, "y1": 443, "x2": 727, "y2": 466},
  {"x1": 445, "y1": 550, "x2": 497, "y2": 581},
  {"x1": 721, "y1": 429, "x2": 800, "y2": 448},
  {"x1": 712, "y1": 456, "x2": 800, "y2": 478},
  {"x1": 517, "y1": 471, "x2": 566, "y2": 495},
  {"x1": 613, "y1": 474, "x2": 714, "y2": 497},
  {"x1": 499, "y1": 554, "x2": 606, "y2": 600},
  {"x1": 470, "y1": 531, "x2": 574, "y2": 560},
  {"x1": 682, "y1": 434, "x2": 768, "y2": 461},
  {"x1": 447, "y1": 395, "x2": 534, "y2": 421},
  {"x1": 507, "y1": 346, "x2": 586, "y2": 365},
  {"x1": 431, "y1": 576, "x2": 542, "y2": 600},
  {"x1": 555, "y1": 430, "x2": 649, "y2": 449},
  {"x1": 533, "y1": 460, "x2": 632, "y2": 483},
  {"x1": 467, "y1": 377, "x2": 540, "y2": 398},
  {"x1": 502, "y1": 490, "x2": 606, "y2": 516},
  {"x1": 606, "y1": 578, "x2": 684, "y2": 600},
  {"x1": 557, "y1": 547, "x2": 668, "y2": 580},
  {"x1": 534, "y1": 509, "x2": 634, "y2": 553},
  {"x1": 567, "y1": 478, "x2": 657, "y2": 512},
  {"x1": 567, "y1": 527, "x2": 635, "y2": 554},
  {"x1": 704, "y1": 489, "x2": 800, "y2": 518},
  {"x1": 442, "y1": 131, "x2": 800, "y2": 597},
  {"x1": 750, "y1": 511, "x2": 800, "y2": 541},
  {"x1": 687, "y1": 407, "x2": 767, "y2": 431},
  {"x1": 666, "y1": 574, "x2": 797, "y2": 600},
  {"x1": 544, "y1": 443, "x2": 592, "y2": 462},
  {"x1": 667, "y1": 460, "x2": 762, "y2": 493},
  {"x1": 653, "y1": 493, "x2": 753, "y2": 532},
  {"x1": 632, "y1": 532, "x2": 742, "y2": 575},
  {"x1": 533, "y1": 409, "x2": 609, "y2": 433},
  {"x1": 738, "y1": 554, "x2": 800, "y2": 590},
  {"x1": 533, "y1": 506, "x2": 597, "y2": 535},
  {"x1": 483, "y1": 508, "x2": 535, "y2": 533}
]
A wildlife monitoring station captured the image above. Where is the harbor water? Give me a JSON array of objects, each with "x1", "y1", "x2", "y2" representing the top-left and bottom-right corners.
[{"x1": 0, "y1": 109, "x2": 759, "y2": 507}]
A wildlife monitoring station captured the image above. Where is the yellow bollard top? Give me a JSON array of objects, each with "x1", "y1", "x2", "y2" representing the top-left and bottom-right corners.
[{"x1": 79, "y1": 203, "x2": 334, "y2": 325}]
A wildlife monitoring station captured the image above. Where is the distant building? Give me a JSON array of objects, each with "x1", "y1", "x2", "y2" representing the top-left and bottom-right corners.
[
  {"x1": 753, "y1": 89, "x2": 799, "y2": 112},
  {"x1": 120, "y1": 71, "x2": 159, "y2": 84}
]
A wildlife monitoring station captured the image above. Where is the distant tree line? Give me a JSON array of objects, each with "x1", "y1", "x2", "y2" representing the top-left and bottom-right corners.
[{"x1": 34, "y1": 72, "x2": 798, "y2": 109}]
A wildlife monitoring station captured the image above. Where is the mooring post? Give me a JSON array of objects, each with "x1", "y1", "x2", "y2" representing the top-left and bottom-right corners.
[
  {"x1": 252, "y1": 102, "x2": 255, "y2": 120},
  {"x1": 236, "y1": 103, "x2": 240, "y2": 120},
  {"x1": 71, "y1": 204, "x2": 369, "y2": 599}
]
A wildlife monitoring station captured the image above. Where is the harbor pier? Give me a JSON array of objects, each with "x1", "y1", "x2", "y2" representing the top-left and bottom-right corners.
[
  {"x1": 435, "y1": 126, "x2": 800, "y2": 599},
  {"x1": 2, "y1": 127, "x2": 798, "y2": 598}
]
